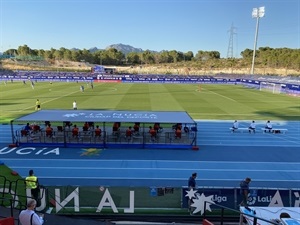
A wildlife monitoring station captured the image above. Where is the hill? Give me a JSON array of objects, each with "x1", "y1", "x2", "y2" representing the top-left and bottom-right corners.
[
  {"x1": 87, "y1": 44, "x2": 147, "y2": 55},
  {"x1": 2, "y1": 43, "x2": 300, "y2": 76},
  {"x1": 1, "y1": 58, "x2": 300, "y2": 76}
]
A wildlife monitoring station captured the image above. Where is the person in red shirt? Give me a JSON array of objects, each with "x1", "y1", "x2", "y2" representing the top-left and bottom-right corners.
[
  {"x1": 149, "y1": 126, "x2": 157, "y2": 142},
  {"x1": 83, "y1": 122, "x2": 89, "y2": 132},
  {"x1": 112, "y1": 122, "x2": 120, "y2": 136},
  {"x1": 126, "y1": 126, "x2": 133, "y2": 141},
  {"x1": 94, "y1": 125, "x2": 102, "y2": 137},
  {"x1": 154, "y1": 123, "x2": 160, "y2": 132},
  {"x1": 113, "y1": 122, "x2": 120, "y2": 131},
  {"x1": 45, "y1": 124, "x2": 53, "y2": 137},
  {"x1": 133, "y1": 123, "x2": 140, "y2": 134},
  {"x1": 72, "y1": 125, "x2": 79, "y2": 137},
  {"x1": 175, "y1": 128, "x2": 182, "y2": 139}
]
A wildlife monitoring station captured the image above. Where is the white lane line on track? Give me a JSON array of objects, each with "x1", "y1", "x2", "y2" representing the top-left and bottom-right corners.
[
  {"x1": 8, "y1": 166, "x2": 300, "y2": 172},
  {"x1": 2, "y1": 158, "x2": 300, "y2": 165},
  {"x1": 38, "y1": 177, "x2": 300, "y2": 182}
]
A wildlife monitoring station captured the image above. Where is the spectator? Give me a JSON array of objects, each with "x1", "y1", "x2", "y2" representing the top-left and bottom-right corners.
[
  {"x1": 83, "y1": 122, "x2": 89, "y2": 132},
  {"x1": 249, "y1": 121, "x2": 256, "y2": 133},
  {"x1": 94, "y1": 125, "x2": 102, "y2": 137},
  {"x1": 188, "y1": 172, "x2": 197, "y2": 190},
  {"x1": 280, "y1": 212, "x2": 291, "y2": 219},
  {"x1": 187, "y1": 173, "x2": 197, "y2": 213},
  {"x1": 271, "y1": 212, "x2": 291, "y2": 225},
  {"x1": 149, "y1": 126, "x2": 157, "y2": 142},
  {"x1": 88, "y1": 122, "x2": 94, "y2": 129},
  {"x1": 112, "y1": 122, "x2": 120, "y2": 136},
  {"x1": 25, "y1": 170, "x2": 40, "y2": 206},
  {"x1": 64, "y1": 121, "x2": 72, "y2": 130},
  {"x1": 133, "y1": 123, "x2": 140, "y2": 134},
  {"x1": 72, "y1": 125, "x2": 79, "y2": 137},
  {"x1": 239, "y1": 177, "x2": 251, "y2": 210},
  {"x1": 19, "y1": 199, "x2": 44, "y2": 225},
  {"x1": 175, "y1": 128, "x2": 182, "y2": 139},
  {"x1": 184, "y1": 124, "x2": 189, "y2": 133},
  {"x1": 232, "y1": 120, "x2": 239, "y2": 132},
  {"x1": 173, "y1": 123, "x2": 182, "y2": 130},
  {"x1": 126, "y1": 126, "x2": 133, "y2": 140},
  {"x1": 31, "y1": 124, "x2": 41, "y2": 134},
  {"x1": 24, "y1": 123, "x2": 32, "y2": 134},
  {"x1": 113, "y1": 122, "x2": 120, "y2": 131},
  {"x1": 153, "y1": 123, "x2": 160, "y2": 133},
  {"x1": 45, "y1": 124, "x2": 53, "y2": 137},
  {"x1": 265, "y1": 120, "x2": 272, "y2": 132}
]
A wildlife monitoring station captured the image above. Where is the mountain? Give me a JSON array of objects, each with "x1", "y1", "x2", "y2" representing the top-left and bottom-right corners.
[
  {"x1": 88, "y1": 47, "x2": 103, "y2": 53},
  {"x1": 105, "y1": 44, "x2": 144, "y2": 55},
  {"x1": 88, "y1": 44, "x2": 150, "y2": 55}
]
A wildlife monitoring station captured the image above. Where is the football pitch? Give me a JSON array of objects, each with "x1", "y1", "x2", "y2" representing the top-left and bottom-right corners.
[{"x1": 0, "y1": 81, "x2": 299, "y2": 123}]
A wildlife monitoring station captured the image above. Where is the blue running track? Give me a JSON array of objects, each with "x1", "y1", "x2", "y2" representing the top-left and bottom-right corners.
[{"x1": 0, "y1": 120, "x2": 299, "y2": 189}]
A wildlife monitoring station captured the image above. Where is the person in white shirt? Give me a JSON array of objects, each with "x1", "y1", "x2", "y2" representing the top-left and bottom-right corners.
[
  {"x1": 232, "y1": 120, "x2": 239, "y2": 132},
  {"x1": 249, "y1": 121, "x2": 256, "y2": 133},
  {"x1": 19, "y1": 199, "x2": 44, "y2": 225},
  {"x1": 265, "y1": 120, "x2": 272, "y2": 132},
  {"x1": 73, "y1": 100, "x2": 77, "y2": 110}
]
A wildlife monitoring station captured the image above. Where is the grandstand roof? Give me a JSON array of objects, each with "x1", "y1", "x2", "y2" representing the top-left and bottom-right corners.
[{"x1": 13, "y1": 110, "x2": 196, "y2": 124}]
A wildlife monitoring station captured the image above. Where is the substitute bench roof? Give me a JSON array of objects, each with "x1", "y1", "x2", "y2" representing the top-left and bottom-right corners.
[{"x1": 14, "y1": 110, "x2": 196, "y2": 124}]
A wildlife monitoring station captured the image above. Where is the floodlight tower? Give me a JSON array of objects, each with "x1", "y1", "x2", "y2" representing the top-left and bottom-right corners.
[{"x1": 250, "y1": 6, "x2": 265, "y2": 74}]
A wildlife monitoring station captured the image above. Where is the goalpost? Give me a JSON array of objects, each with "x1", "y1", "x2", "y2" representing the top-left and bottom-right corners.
[{"x1": 259, "y1": 82, "x2": 282, "y2": 94}]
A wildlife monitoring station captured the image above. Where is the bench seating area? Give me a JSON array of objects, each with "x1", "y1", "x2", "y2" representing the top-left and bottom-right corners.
[
  {"x1": 16, "y1": 124, "x2": 195, "y2": 146},
  {"x1": 229, "y1": 128, "x2": 253, "y2": 133},
  {"x1": 261, "y1": 128, "x2": 288, "y2": 134},
  {"x1": 230, "y1": 127, "x2": 288, "y2": 134}
]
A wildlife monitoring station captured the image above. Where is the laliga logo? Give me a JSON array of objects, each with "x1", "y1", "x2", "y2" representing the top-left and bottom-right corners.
[
  {"x1": 247, "y1": 194, "x2": 256, "y2": 205},
  {"x1": 247, "y1": 190, "x2": 286, "y2": 207},
  {"x1": 185, "y1": 189, "x2": 215, "y2": 215}
]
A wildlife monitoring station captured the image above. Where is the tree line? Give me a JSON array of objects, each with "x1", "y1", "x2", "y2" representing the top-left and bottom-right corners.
[{"x1": 3, "y1": 45, "x2": 300, "y2": 72}]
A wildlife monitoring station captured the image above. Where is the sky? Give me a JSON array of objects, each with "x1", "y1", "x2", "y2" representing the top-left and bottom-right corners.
[{"x1": 0, "y1": 0, "x2": 299, "y2": 58}]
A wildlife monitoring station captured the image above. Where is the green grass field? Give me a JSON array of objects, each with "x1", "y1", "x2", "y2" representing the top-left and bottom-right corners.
[{"x1": 0, "y1": 81, "x2": 299, "y2": 123}]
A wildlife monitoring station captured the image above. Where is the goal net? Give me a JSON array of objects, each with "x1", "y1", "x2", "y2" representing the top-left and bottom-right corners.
[{"x1": 259, "y1": 82, "x2": 282, "y2": 94}]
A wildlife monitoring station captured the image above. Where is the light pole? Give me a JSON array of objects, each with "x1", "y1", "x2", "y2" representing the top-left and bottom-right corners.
[{"x1": 250, "y1": 6, "x2": 265, "y2": 75}]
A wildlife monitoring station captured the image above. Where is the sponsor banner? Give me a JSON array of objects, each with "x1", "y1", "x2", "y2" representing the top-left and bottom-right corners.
[
  {"x1": 292, "y1": 190, "x2": 300, "y2": 207},
  {"x1": 122, "y1": 80, "x2": 235, "y2": 84},
  {"x1": 241, "y1": 79, "x2": 300, "y2": 92},
  {"x1": 248, "y1": 189, "x2": 290, "y2": 207},
  {"x1": 182, "y1": 187, "x2": 235, "y2": 210},
  {"x1": 182, "y1": 188, "x2": 293, "y2": 213},
  {"x1": 1, "y1": 178, "x2": 299, "y2": 215},
  {"x1": 121, "y1": 77, "x2": 234, "y2": 84},
  {"x1": 0, "y1": 76, "x2": 97, "y2": 81},
  {"x1": 94, "y1": 80, "x2": 121, "y2": 83}
]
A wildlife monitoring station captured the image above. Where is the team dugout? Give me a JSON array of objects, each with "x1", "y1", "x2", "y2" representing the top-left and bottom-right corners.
[{"x1": 11, "y1": 110, "x2": 198, "y2": 149}]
